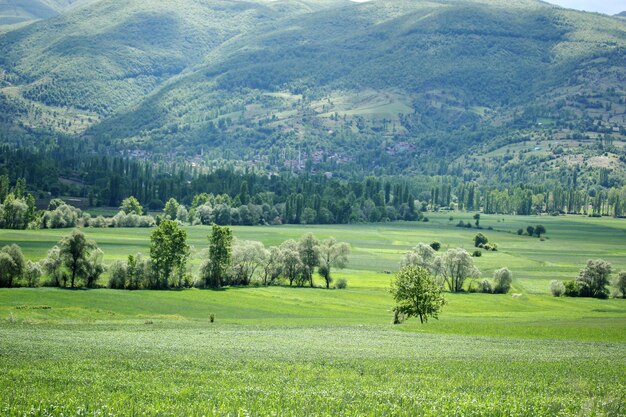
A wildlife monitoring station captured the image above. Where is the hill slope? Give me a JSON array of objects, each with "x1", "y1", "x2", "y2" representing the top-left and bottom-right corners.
[
  {"x1": 0, "y1": 0, "x2": 624, "y2": 183},
  {"x1": 0, "y1": 0, "x2": 96, "y2": 30}
]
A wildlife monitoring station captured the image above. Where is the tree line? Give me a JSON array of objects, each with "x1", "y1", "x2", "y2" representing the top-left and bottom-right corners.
[{"x1": 0, "y1": 223, "x2": 351, "y2": 290}]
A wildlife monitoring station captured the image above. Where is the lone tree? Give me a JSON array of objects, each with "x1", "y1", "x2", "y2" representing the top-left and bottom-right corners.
[
  {"x1": 317, "y1": 238, "x2": 350, "y2": 289},
  {"x1": 298, "y1": 233, "x2": 319, "y2": 287},
  {"x1": 149, "y1": 220, "x2": 189, "y2": 288},
  {"x1": 58, "y1": 229, "x2": 96, "y2": 288},
  {"x1": 473, "y1": 213, "x2": 480, "y2": 228},
  {"x1": 390, "y1": 266, "x2": 445, "y2": 324},
  {"x1": 203, "y1": 224, "x2": 232, "y2": 288},
  {"x1": 576, "y1": 259, "x2": 612, "y2": 298}
]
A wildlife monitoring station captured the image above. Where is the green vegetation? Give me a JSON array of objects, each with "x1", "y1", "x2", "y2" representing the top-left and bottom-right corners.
[
  {"x1": 1, "y1": 214, "x2": 625, "y2": 415},
  {"x1": 0, "y1": 0, "x2": 624, "y2": 190},
  {"x1": 0, "y1": 1, "x2": 625, "y2": 413},
  {"x1": 391, "y1": 265, "x2": 445, "y2": 324}
]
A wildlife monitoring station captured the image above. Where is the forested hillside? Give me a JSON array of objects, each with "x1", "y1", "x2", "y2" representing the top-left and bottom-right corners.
[{"x1": 0, "y1": 0, "x2": 624, "y2": 197}]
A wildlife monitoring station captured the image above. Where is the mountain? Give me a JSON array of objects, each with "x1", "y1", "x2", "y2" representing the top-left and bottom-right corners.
[
  {"x1": 0, "y1": 0, "x2": 97, "y2": 30},
  {"x1": 0, "y1": 0, "x2": 624, "y2": 184}
]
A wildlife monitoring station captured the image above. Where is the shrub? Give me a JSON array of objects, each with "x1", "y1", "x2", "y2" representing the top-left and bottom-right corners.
[
  {"x1": 108, "y1": 261, "x2": 128, "y2": 289},
  {"x1": 576, "y1": 259, "x2": 611, "y2": 299},
  {"x1": 493, "y1": 268, "x2": 512, "y2": 294},
  {"x1": 614, "y1": 271, "x2": 626, "y2": 299},
  {"x1": 479, "y1": 278, "x2": 493, "y2": 293},
  {"x1": 472, "y1": 250, "x2": 482, "y2": 257},
  {"x1": 335, "y1": 278, "x2": 348, "y2": 289},
  {"x1": 23, "y1": 260, "x2": 42, "y2": 287},
  {"x1": 429, "y1": 241, "x2": 441, "y2": 251},
  {"x1": 474, "y1": 233, "x2": 488, "y2": 247},
  {"x1": 517, "y1": 228, "x2": 523, "y2": 235},
  {"x1": 563, "y1": 280, "x2": 580, "y2": 297},
  {"x1": 550, "y1": 280, "x2": 565, "y2": 297},
  {"x1": 483, "y1": 242, "x2": 498, "y2": 251}
]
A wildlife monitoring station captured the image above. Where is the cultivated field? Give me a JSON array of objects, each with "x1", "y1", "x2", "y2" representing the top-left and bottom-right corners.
[{"x1": 1, "y1": 213, "x2": 625, "y2": 416}]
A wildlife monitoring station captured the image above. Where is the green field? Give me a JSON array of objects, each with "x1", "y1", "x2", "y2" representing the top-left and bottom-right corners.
[{"x1": 1, "y1": 213, "x2": 626, "y2": 416}]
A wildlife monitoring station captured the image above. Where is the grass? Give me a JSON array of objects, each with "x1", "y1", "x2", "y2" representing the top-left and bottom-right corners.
[{"x1": 0, "y1": 214, "x2": 625, "y2": 415}]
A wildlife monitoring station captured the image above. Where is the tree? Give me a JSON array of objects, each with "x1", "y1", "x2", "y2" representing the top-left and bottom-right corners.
[
  {"x1": 298, "y1": 233, "x2": 319, "y2": 287},
  {"x1": 42, "y1": 245, "x2": 63, "y2": 287},
  {"x1": 279, "y1": 239, "x2": 303, "y2": 286},
  {"x1": 434, "y1": 248, "x2": 480, "y2": 292},
  {"x1": 149, "y1": 220, "x2": 189, "y2": 288},
  {"x1": 614, "y1": 271, "x2": 626, "y2": 299},
  {"x1": 0, "y1": 244, "x2": 25, "y2": 287},
  {"x1": 0, "y1": 252, "x2": 16, "y2": 287},
  {"x1": 429, "y1": 241, "x2": 441, "y2": 251},
  {"x1": 164, "y1": 198, "x2": 180, "y2": 220},
  {"x1": 120, "y1": 196, "x2": 144, "y2": 215},
  {"x1": 108, "y1": 261, "x2": 128, "y2": 289},
  {"x1": 204, "y1": 224, "x2": 232, "y2": 288},
  {"x1": 402, "y1": 243, "x2": 436, "y2": 271},
  {"x1": 576, "y1": 259, "x2": 612, "y2": 298},
  {"x1": 473, "y1": 233, "x2": 488, "y2": 247},
  {"x1": 261, "y1": 246, "x2": 283, "y2": 286},
  {"x1": 24, "y1": 260, "x2": 43, "y2": 287},
  {"x1": 390, "y1": 266, "x2": 445, "y2": 324},
  {"x1": 526, "y1": 226, "x2": 535, "y2": 237},
  {"x1": 84, "y1": 249, "x2": 106, "y2": 288},
  {"x1": 473, "y1": 213, "x2": 480, "y2": 228},
  {"x1": 230, "y1": 240, "x2": 266, "y2": 286},
  {"x1": 58, "y1": 229, "x2": 97, "y2": 288},
  {"x1": 534, "y1": 224, "x2": 546, "y2": 238},
  {"x1": 317, "y1": 238, "x2": 350, "y2": 289},
  {"x1": 493, "y1": 267, "x2": 512, "y2": 294}
]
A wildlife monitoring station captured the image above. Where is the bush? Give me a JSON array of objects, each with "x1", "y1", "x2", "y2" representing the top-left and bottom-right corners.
[
  {"x1": 483, "y1": 242, "x2": 498, "y2": 251},
  {"x1": 335, "y1": 278, "x2": 348, "y2": 289},
  {"x1": 474, "y1": 233, "x2": 488, "y2": 247},
  {"x1": 563, "y1": 280, "x2": 580, "y2": 297},
  {"x1": 479, "y1": 278, "x2": 493, "y2": 293},
  {"x1": 550, "y1": 280, "x2": 565, "y2": 297},
  {"x1": 108, "y1": 261, "x2": 128, "y2": 289},
  {"x1": 517, "y1": 228, "x2": 524, "y2": 235},
  {"x1": 615, "y1": 271, "x2": 626, "y2": 299},
  {"x1": 429, "y1": 241, "x2": 441, "y2": 251},
  {"x1": 472, "y1": 250, "x2": 482, "y2": 257},
  {"x1": 493, "y1": 267, "x2": 512, "y2": 294}
]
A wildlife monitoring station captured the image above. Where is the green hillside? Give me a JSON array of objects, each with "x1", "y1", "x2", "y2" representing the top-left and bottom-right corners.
[
  {"x1": 0, "y1": 0, "x2": 624, "y2": 182},
  {"x1": 0, "y1": 0, "x2": 96, "y2": 30}
]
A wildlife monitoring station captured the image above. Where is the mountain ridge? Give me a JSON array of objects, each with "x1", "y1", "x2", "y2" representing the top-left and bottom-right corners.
[{"x1": 0, "y1": 0, "x2": 624, "y2": 185}]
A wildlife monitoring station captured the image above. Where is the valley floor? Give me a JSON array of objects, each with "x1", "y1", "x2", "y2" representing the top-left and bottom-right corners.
[{"x1": 1, "y1": 213, "x2": 625, "y2": 415}]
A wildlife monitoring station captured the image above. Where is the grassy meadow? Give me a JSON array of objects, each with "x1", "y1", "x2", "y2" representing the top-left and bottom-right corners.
[{"x1": 1, "y1": 213, "x2": 626, "y2": 416}]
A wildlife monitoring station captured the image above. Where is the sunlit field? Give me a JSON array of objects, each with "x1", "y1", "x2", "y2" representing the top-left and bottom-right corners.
[{"x1": 1, "y1": 213, "x2": 625, "y2": 416}]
